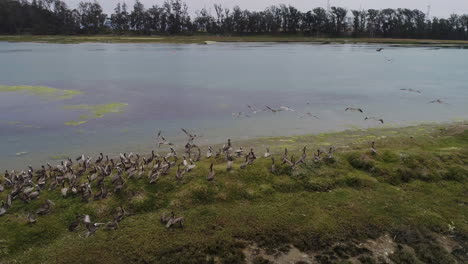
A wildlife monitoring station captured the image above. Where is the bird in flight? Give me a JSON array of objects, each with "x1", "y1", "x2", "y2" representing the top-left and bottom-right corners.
[
  {"x1": 376, "y1": 48, "x2": 384, "y2": 52},
  {"x1": 364, "y1": 117, "x2": 384, "y2": 124},
  {"x1": 264, "y1": 106, "x2": 283, "y2": 113},
  {"x1": 400, "y1": 88, "x2": 421, "y2": 94},
  {"x1": 429, "y1": 99, "x2": 447, "y2": 104},
  {"x1": 232, "y1": 112, "x2": 250, "y2": 118},
  {"x1": 247, "y1": 105, "x2": 263, "y2": 114},
  {"x1": 345, "y1": 107, "x2": 364, "y2": 113},
  {"x1": 300, "y1": 112, "x2": 320, "y2": 119},
  {"x1": 181, "y1": 128, "x2": 199, "y2": 142},
  {"x1": 280, "y1": 106, "x2": 297, "y2": 112}
]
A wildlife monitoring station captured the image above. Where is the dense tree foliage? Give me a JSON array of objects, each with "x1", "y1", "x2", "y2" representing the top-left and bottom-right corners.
[{"x1": 1, "y1": 0, "x2": 468, "y2": 40}]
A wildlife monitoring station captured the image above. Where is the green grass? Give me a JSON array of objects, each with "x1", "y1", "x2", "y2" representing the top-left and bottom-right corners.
[
  {"x1": 2, "y1": 35, "x2": 468, "y2": 45},
  {"x1": 0, "y1": 123, "x2": 467, "y2": 263}
]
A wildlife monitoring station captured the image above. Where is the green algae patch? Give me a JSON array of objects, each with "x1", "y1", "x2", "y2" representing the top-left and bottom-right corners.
[
  {"x1": 0, "y1": 85, "x2": 82, "y2": 100},
  {"x1": 64, "y1": 121, "x2": 88, "y2": 126},
  {"x1": 63, "y1": 103, "x2": 128, "y2": 126},
  {"x1": 6, "y1": 121, "x2": 21, "y2": 125}
]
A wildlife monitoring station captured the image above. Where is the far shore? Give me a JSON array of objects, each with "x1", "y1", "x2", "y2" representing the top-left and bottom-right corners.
[{"x1": 1, "y1": 35, "x2": 468, "y2": 45}]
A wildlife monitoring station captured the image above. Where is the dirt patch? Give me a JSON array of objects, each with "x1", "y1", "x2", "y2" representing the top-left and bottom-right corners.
[
  {"x1": 444, "y1": 124, "x2": 468, "y2": 136},
  {"x1": 243, "y1": 243, "x2": 314, "y2": 264},
  {"x1": 434, "y1": 234, "x2": 462, "y2": 254},
  {"x1": 358, "y1": 233, "x2": 397, "y2": 263}
]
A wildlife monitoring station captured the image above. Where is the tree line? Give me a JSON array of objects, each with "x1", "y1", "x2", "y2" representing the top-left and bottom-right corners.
[{"x1": 1, "y1": 0, "x2": 468, "y2": 40}]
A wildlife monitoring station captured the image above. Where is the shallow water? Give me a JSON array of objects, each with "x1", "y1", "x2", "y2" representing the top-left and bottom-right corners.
[{"x1": 0, "y1": 42, "x2": 467, "y2": 169}]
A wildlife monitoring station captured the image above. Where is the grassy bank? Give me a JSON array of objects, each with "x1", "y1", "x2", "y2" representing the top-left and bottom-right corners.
[
  {"x1": 0, "y1": 123, "x2": 467, "y2": 264},
  {"x1": 2, "y1": 35, "x2": 468, "y2": 45}
]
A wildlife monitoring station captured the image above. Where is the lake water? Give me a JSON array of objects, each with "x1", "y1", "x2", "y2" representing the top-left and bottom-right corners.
[{"x1": 0, "y1": 41, "x2": 467, "y2": 169}]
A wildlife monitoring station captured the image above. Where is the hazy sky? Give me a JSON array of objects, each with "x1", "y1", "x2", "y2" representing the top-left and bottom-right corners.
[{"x1": 64, "y1": 0, "x2": 468, "y2": 18}]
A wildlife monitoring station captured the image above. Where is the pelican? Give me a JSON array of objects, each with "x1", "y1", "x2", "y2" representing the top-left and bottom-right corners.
[
  {"x1": 314, "y1": 149, "x2": 323, "y2": 163},
  {"x1": 185, "y1": 160, "x2": 196, "y2": 172},
  {"x1": 28, "y1": 189, "x2": 40, "y2": 200},
  {"x1": 232, "y1": 112, "x2": 248, "y2": 119},
  {"x1": 36, "y1": 199, "x2": 55, "y2": 215},
  {"x1": 248, "y1": 148, "x2": 256, "y2": 161},
  {"x1": 240, "y1": 156, "x2": 248, "y2": 169},
  {"x1": 371, "y1": 141, "x2": 377, "y2": 155},
  {"x1": 105, "y1": 221, "x2": 119, "y2": 230},
  {"x1": 227, "y1": 156, "x2": 233, "y2": 171},
  {"x1": 345, "y1": 107, "x2": 364, "y2": 113},
  {"x1": 235, "y1": 147, "x2": 244, "y2": 157},
  {"x1": 206, "y1": 146, "x2": 213, "y2": 158},
  {"x1": 429, "y1": 99, "x2": 446, "y2": 104},
  {"x1": 114, "y1": 207, "x2": 126, "y2": 222},
  {"x1": 61, "y1": 182, "x2": 69, "y2": 198},
  {"x1": 300, "y1": 112, "x2": 320, "y2": 119},
  {"x1": 165, "y1": 212, "x2": 184, "y2": 229},
  {"x1": 400, "y1": 88, "x2": 421, "y2": 94},
  {"x1": 270, "y1": 157, "x2": 276, "y2": 173},
  {"x1": 85, "y1": 222, "x2": 104, "y2": 238},
  {"x1": 157, "y1": 136, "x2": 173, "y2": 148},
  {"x1": 176, "y1": 164, "x2": 184, "y2": 180},
  {"x1": 265, "y1": 106, "x2": 282, "y2": 113},
  {"x1": 364, "y1": 117, "x2": 384, "y2": 124},
  {"x1": 0, "y1": 201, "x2": 7, "y2": 216},
  {"x1": 282, "y1": 148, "x2": 289, "y2": 163},
  {"x1": 27, "y1": 213, "x2": 37, "y2": 224},
  {"x1": 181, "y1": 128, "x2": 198, "y2": 142},
  {"x1": 76, "y1": 154, "x2": 85, "y2": 162},
  {"x1": 280, "y1": 106, "x2": 296, "y2": 112},
  {"x1": 264, "y1": 148, "x2": 271, "y2": 158},
  {"x1": 95, "y1": 153, "x2": 104, "y2": 164},
  {"x1": 222, "y1": 139, "x2": 232, "y2": 153},
  {"x1": 207, "y1": 163, "x2": 215, "y2": 181},
  {"x1": 247, "y1": 105, "x2": 263, "y2": 114},
  {"x1": 69, "y1": 215, "x2": 83, "y2": 231}
]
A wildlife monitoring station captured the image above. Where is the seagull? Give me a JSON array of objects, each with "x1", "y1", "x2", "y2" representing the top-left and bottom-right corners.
[
  {"x1": 400, "y1": 88, "x2": 421, "y2": 94},
  {"x1": 345, "y1": 107, "x2": 364, "y2": 113},
  {"x1": 364, "y1": 117, "x2": 384, "y2": 124}
]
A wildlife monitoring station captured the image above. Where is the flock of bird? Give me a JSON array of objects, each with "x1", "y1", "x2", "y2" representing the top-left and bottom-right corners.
[
  {"x1": 0, "y1": 46, "x2": 452, "y2": 238},
  {"x1": 231, "y1": 47, "x2": 448, "y2": 123},
  {"x1": 0, "y1": 122, "x2": 365, "y2": 237}
]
